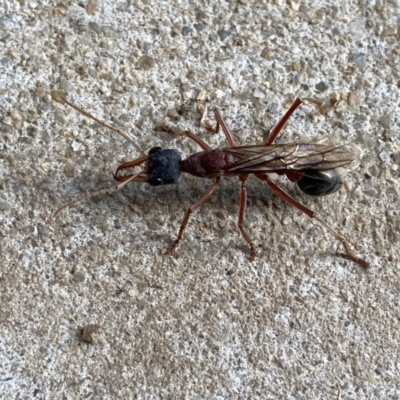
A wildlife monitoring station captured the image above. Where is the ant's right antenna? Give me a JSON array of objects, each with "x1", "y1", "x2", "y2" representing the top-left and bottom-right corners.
[{"x1": 51, "y1": 91, "x2": 146, "y2": 156}]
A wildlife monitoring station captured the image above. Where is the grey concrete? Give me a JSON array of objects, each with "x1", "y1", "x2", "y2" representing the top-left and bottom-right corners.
[{"x1": 0, "y1": 0, "x2": 398, "y2": 398}]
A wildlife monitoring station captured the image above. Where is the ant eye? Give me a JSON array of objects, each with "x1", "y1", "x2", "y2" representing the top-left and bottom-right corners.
[
  {"x1": 148, "y1": 177, "x2": 163, "y2": 186},
  {"x1": 297, "y1": 169, "x2": 343, "y2": 197}
]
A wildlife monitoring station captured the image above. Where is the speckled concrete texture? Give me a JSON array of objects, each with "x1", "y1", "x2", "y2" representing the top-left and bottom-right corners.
[{"x1": 0, "y1": 0, "x2": 399, "y2": 399}]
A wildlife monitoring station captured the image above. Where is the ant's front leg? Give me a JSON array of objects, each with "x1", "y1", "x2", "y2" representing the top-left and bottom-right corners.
[{"x1": 166, "y1": 177, "x2": 221, "y2": 255}]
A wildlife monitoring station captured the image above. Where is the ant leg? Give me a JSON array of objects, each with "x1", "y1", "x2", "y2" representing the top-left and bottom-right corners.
[
  {"x1": 162, "y1": 107, "x2": 237, "y2": 150},
  {"x1": 302, "y1": 94, "x2": 340, "y2": 115},
  {"x1": 198, "y1": 103, "x2": 217, "y2": 132},
  {"x1": 267, "y1": 98, "x2": 303, "y2": 145},
  {"x1": 201, "y1": 108, "x2": 236, "y2": 146},
  {"x1": 166, "y1": 177, "x2": 221, "y2": 254},
  {"x1": 183, "y1": 130, "x2": 212, "y2": 151},
  {"x1": 267, "y1": 95, "x2": 340, "y2": 144},
  {"x1": 53, "y1": 171, "x2": 142, "y2": 218},
  {"x1": 237, "y1": 175, "x2": 256, "y2": 260},
  {"x1": 213, "y1": 109, "x2": 236, "y2": 146},
  {"x1": 255, "y1": 173, "x2": 369, "y2": 269},
  {"x1": 161, "y1": 124, "x2": 211, "y2": 151}
]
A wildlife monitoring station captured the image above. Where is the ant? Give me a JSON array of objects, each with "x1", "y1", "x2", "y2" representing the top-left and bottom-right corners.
[{"x1": 52, "y1": 91, "x2": 369, "y2": 269}]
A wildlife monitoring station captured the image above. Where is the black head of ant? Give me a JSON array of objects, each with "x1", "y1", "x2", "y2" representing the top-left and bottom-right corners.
[
  {"x1": 113, "y1": 146, "x2": 182, "y2": 186},
  {"x1": 147, "y1": 147, "x2": 182, "y2": 186}
]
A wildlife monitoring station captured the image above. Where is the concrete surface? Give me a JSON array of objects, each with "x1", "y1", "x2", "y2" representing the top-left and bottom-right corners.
[{"x1": 0, "y1": 0, "x2": 399, "y2": 399}]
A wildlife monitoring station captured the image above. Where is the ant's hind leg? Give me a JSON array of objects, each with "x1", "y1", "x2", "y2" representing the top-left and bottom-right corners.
[
  {"x1": 255, "y1": 173, "x2": 369, "y2": 269},
  {"x1": 237, "y1": 175, "x2": 257, "y2": 261}
]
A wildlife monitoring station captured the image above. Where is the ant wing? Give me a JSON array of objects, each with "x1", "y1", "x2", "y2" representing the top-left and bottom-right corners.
[
  {"x1": 331, "y1": 143, "x2": 362, "y2": 177},
  {"x1": 224, "y1": 143, "x2": 361, "y2": 174}
]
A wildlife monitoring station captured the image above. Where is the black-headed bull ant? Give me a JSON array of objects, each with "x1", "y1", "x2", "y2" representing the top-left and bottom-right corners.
[{"x1": 52, "y1": 92, "x2": 369, "y2": 268}]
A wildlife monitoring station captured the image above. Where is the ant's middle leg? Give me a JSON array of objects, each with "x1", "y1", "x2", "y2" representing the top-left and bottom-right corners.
[
  {"x1": 166, "y1": 177, "x2": 221, "y2": 254},
  {"x1": 200, "y1": 106, "x2": 236, "y2": 146},
  {"x1": 160, "y1": 124, "x2": 211, "y2": 151},
  {"x1": 161, "y1": 105, "x2": 236, "y2": 150}
]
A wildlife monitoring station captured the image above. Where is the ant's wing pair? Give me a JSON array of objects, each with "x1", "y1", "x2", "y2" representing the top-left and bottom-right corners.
[{"x1": 223, "y1": 142, "x2": 362, "y2": 175}]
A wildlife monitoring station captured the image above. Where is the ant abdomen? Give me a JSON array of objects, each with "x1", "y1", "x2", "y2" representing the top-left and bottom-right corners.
[{"x1": 297, "y1": 169, "x2": 343, "y2": 197}]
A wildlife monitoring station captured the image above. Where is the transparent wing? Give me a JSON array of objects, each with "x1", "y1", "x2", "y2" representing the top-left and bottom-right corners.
[{"x1": 224, "y1": 143, "x2": 361, "y2": 173}]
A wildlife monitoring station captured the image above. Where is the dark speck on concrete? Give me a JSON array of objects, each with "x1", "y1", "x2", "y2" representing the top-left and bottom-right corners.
[{"x1": 217, "y1": 29, "x2": 232, "y2": 41}]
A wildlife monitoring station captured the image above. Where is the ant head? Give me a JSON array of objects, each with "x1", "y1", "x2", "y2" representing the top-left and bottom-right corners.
[
  {"x1": 147, "y1": 147, "x2": 182, "y2": 186},
  {"x1": 297, "y1": 169, "x2": 343, "y2": 197}
]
